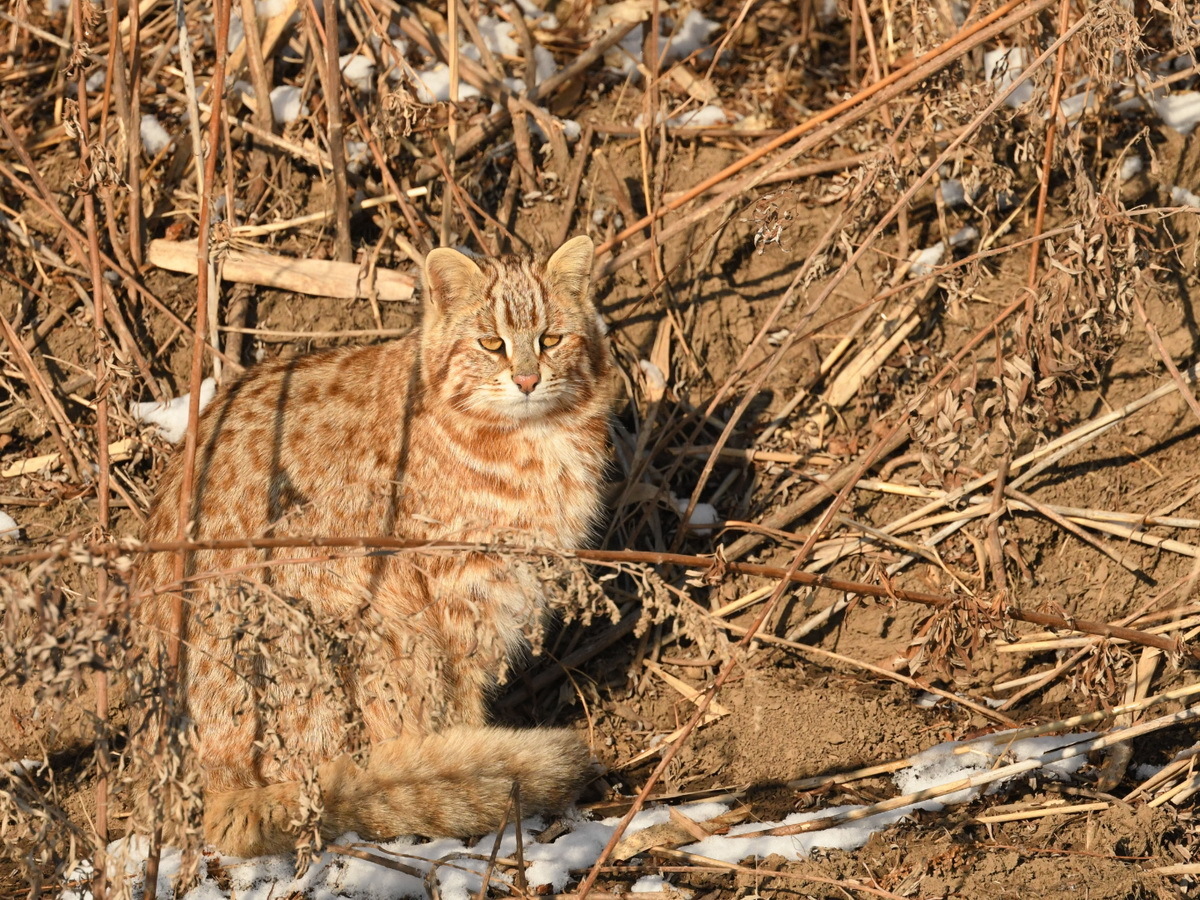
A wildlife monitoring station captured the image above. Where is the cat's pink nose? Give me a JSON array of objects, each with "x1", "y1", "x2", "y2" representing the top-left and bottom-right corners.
[{"x1": 513, "y1": 373, "x2": 540, "y2": 394}]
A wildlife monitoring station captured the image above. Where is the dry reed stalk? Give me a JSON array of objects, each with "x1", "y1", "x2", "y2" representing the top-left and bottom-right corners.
[
  {"x1": 973, "y1": 801, "x2": 1109, "y2": 824},
  {"x1": 1135, "y1": 295, "x2": 1200, "y2": 426},
  {"x1": 0, "y1": 137, "x2": 226, "y2": 359},
  {"x1": 0, "y1": 310, "x2": 86, "y2": 481},
  {"x1": 598, "y1": 0, "x2": 1059, "y2": 275},
  {"x1": 1018, "y1": 0, "x2": 1073, "y2": 349},
  {"x1": 305, "y1": 0, "x2": 350, "y2": 260},
  {"x1": 719, "y1": 622, "x2": 1016, "y2": 725},
  {"x1": 236, "y1": 0, "x2": 276, "y2": 210},
  {"x1": 851, "y1": 360, "x2": 1200, "y2": 567},
  {"x1": 228, "y1": 188, "x2": 427, "y2": 238},
  {"x1": 7, "y1": 537, "x2": 1192, "y2": 660},
  {"x1": 69, "y1": 0, "x2": 113, "y2": 892}
]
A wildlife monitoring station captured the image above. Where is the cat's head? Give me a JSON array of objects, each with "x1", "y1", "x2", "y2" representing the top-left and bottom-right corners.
[{"x1": 419, "y1": 236, "x2": 610, "y2": 423}]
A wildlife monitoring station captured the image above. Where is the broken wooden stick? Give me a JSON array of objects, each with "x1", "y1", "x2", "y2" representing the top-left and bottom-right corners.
[{"x1": 147, "y1": 239, "x2": 416, "y2": 302}]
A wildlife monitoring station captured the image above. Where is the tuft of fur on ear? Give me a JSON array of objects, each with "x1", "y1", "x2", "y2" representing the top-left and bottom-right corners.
[
  {"x1": 544, "y1": 236, "x2": 595, "y2": 306},
  {"x1": 424, "y1": 248, "x2": 484, "y2": 310}
]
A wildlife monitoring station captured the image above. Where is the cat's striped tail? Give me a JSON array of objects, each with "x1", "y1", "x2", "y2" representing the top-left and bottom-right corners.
[{"x1": 202, "y1": 726, "x2": 591, "y2": 857}]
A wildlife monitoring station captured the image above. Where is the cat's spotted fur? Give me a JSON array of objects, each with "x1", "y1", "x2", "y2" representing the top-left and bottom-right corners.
[{"x1": 135, "y1": 237, "x2": 611, "y2": 856}]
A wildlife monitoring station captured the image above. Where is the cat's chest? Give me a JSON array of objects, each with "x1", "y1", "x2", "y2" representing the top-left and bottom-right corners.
[{"x1": 402, "y1": 425, "x2": 601, "y2": 543}]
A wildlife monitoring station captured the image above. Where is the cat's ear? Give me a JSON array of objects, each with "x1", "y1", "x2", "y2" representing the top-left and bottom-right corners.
[
  {"x1": 545, "y1": 236, "x2": 595, "y2": 306},
  {"x1": 424, "y1": 248, "x2": 484, "y2": 311}
]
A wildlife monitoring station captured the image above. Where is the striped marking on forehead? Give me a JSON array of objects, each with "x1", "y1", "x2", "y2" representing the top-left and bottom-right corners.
[{"x1": 484, "y1": 257, "x2": 548, "y2": 332}]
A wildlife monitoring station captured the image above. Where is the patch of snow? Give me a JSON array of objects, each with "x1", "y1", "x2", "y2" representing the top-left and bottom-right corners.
[
  {"x1": 672, "y1": 494, "x2": 719, "y2": 536},
  {"x1": 896, "y1": 732, "x2": 1093, "y2": 802},
  {"x1": 561, "y1": 118, "x2": 582, "y2": 141},
  {"x1": 477, "y1": 14, "x2": 520, "y2": 56},
  {"x1": 632, "y1": 874, "x2": 669, "y2": 892},
  {"x1": 130, "y1": 379, "x2": 217, "y2": 444},
  {"x1": 105, "y1": 804, "x2": 731, "y2": 900},
  {"x1": 909, "y1": 228, "x2": 975, "y2": 278},
  {"x1": 513, "y1": 0, "x2": 558, "y2": 29},
  {"x1": 411, "y1": 63, "x2": 482, "y2": 103},
  {"x1": 85, "y1": 728, "x2": 1108, "y2": 900},
  {"x1": 909, "y1": 243, "x2": 945, "y2": 278},
  {"x1": 346, "y1": 140, "x2": 370, "y2": 174},
  {"x1": 1151, "y1": 92, "x2": 1200, "y2": 134},
  {"x1": 607, "y1": 22, "x2": 645, "y2": 75},
  {"x1": 638, "y1": 359, "x2": 667, "y2": 402},
  {"x1": 339, "y1": 53, "x2": 375, "y2": 92},
  {"x1": 269, "y1": 85, "x2": 308, "y2": 123},
  {"x1": 950, "y1": 225, "x2": 978, "y2": 247},
  {"x1": 3, "y1": 758, "x2": 44, "y2": 774},
  {"x1": 1171, "y1": 185, "x2": 1200, "y2": 208},
  {"x1": 1120, "y1": 156, "x2": 1143, "y2": 181},
  {"x1": 227, "y1": 13, "x2": 245, "y2": 53},
  {"x1": 1058, "y1": 88, "x2": 1096, "y2": 121},
  {"x1": 0, "y1": 512, "x2": 20, "y2": 541},
  {"x1": 140, "y1": 115, "x2": 173, "y2": 156},
  {"x1": 668, "y1": 104, "x2": 729, "y2": 127},
  {"x1": 983, "y1": 47, "x2": 1033, "y2": 108},
  {"x1": 662, "y1": 9, "x2": 720, "y2": 63},
  {"x1": 533, "y1": 44, "x2": 558, "y2": 84},
  {"x1": 86, "y1": 67, "x2": 107, "y2": 92}
]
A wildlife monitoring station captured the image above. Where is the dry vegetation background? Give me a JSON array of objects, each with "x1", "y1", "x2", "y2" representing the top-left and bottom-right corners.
[{"x1": 4, "y1": 0, "x2": 1200, "y2": 896}]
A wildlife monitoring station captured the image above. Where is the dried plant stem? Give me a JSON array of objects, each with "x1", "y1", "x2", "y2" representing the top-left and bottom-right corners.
[
  {"x1": 9, "y1": 534, "x2": 1193, "y2": 660},
  {"x1": 874, "y1": 361, "x2": 1200, "y2": 546},
  {"x1": 1020, "y1": 0, "x2": 1073, "y2": 346},
  {"x1": 398, "y1": 12, "x2": 639, "y2": 179},
  {"x1": 307, "y1": 0, "x2": 351, "y2": 260},
  {"x1": 597, "y1": 0, "x2": 1057, "y2": 273},
  {"x1": 718, "y1": 622, "x2": 1016, "y2": 725},
  {"x1": 0, "y1": 148, "x2": 223, "y2": 359},
  {"x1": 973, "y1": 801, "x2": 1109, "y2": 824},
  {"x1": 0, "y1": 311, "x2": 85, "y2": 481},
  {"x1": 72, "y1": 0, "x2": 112, "y2": 891}
]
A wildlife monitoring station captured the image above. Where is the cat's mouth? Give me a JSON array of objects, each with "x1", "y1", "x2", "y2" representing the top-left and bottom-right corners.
[{"x1": 497, "y1": 389, "x2": 565, "y2": 419}]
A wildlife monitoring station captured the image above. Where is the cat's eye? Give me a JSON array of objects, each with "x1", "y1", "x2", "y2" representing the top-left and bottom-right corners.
[
  {"x1": 479, "y1": 336, "x2": 504, "y2": 352},
  {"x1": 541, "y1": 334, "x2": 562, "y2": 349}
]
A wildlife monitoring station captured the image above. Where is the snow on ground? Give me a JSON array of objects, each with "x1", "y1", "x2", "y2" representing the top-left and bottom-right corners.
[
  {"x1": 671, "y1": 494, "x2": 718, "y2": 536},
  {"x1": 0, "y1": 511, "x2": 20, "y2": 541},
  {"x1": 909, "y1": 226, "x2": 978, "y2": 277},
  {"x1": 91, "y1": 729, "x2": 1094, "y2": 900},
  {"x1": 130, "y1": 378, "x2": 217, "y2": 444},
  {"x1": 140, "y1": 115, "x2": 173, "y2": 156},
  {"x1": 269, "y1": 85, "x2": 308, "y2": 123}
]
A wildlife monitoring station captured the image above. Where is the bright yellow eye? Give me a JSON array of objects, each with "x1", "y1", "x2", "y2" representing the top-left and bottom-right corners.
[
  {"x1": 479, "y1": 336, "x2": 504, "y2": 352},
  {"x1": 541, "y1": 334, "x2": 562, "y2": 348}
]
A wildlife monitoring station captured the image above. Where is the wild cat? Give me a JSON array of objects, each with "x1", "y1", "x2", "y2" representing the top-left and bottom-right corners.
[{"x1": 134, "y1": 236, "x2": 613, "y2": 857}]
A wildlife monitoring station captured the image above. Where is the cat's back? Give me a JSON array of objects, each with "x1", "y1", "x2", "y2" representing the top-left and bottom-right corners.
[{"x1": 141, "y1": 338, "x2": 419, "y2": 584}]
